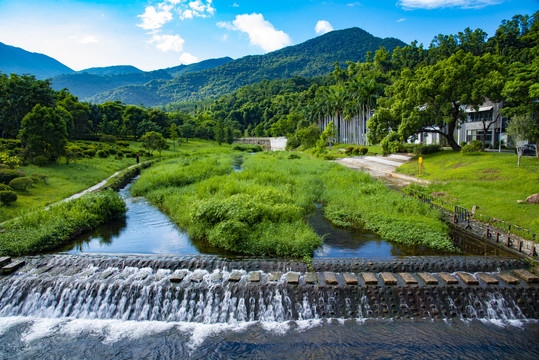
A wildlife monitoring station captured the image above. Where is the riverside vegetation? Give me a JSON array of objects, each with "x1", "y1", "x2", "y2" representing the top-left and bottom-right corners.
[
  {"x1": 131, "y1": 148, "x2": 455, "y2": 258},
  {"x1": 0, "y1": 190, "x2": 125, "y2": 256}
]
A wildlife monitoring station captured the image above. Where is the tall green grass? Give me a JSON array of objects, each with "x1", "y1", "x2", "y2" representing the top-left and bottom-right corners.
[
  {"x1": 134, "y1": 150, "x2": 455, "y2": 257},
  {"x1": 0, "y1": 189, "x2": 125, "y2": 256}
]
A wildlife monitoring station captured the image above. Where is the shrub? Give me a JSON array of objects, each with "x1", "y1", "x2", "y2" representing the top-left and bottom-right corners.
[
  {"x1": 33, "y1": 155, "x2": 49, "y2": 167},
  {"x1": 460, "y1": 141, "x2": 467, "y2": 148},
  {"x1": 461, "y1": 140, "x2": 482, "y2": 153},
  {"x1": 9, "y1": 177, "x2": 33, "y2": 191},
  {"x1": 108, "y1": 147, "x2": 117, "y2": 155},
  {"x1": 381, "y1": 132, "x2": 404, "y2": 154},
  {"x1": 345, "y1": 146, "x2": 354, "y2": 154},
  {"x1": 359, "y1": 147, "x2": 368, "y2": 155},
  {"x1": 414, "y1": 144, "x2": 440, "y2": 155},
  {"x1": 288, "y1": 153, "x2": 301, "y2": 160},
  {"x1": 0, "y1": 184, "x2": 13, "y2": 191},
  {"x1": 351, "y1": 147, "x2": 360, "y2": 155},
  {"x1": 97, "y1": 150, "x2": 109, "y2": 158},
  {"x1": 0, "y1": 169, "x2": 23, "y2": 184},
  {"x1": 285, "y1": 135, "x2": 300, "y2": 150},
  {"x1": 0, "y1": 190, "x2": 17, "y2": 205},
  {"x1": 115, "y1": 152, "x2": 124, "y2": 159},
  {"x1": 0, "y1": 154, "x2": 21, "y2": 169},
  {"x1": 323, "y1": 154, "x2": 336, "y2": 160},
  {"x1": 83, "y1": 149, "x2": 97, "y2": 158},
  {"x1": 232, "y1": 144, "x2": 263, "y2": 152},
  {"x1": 117, "y1": 140, "x2": 130, "y2": 147},
  {"x1": 100, "y1": 134, "x2": 117, "y2": 144}
]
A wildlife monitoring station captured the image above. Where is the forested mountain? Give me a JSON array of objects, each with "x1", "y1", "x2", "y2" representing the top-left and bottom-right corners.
[
  {"x1": 77, "y1": 65, "x2": 143, "y2": 76},
  {"x1": 50, "y1": 70, "x2": 173, "y2": 100},
  {"x1": 90, "y1": 28, "x2": 406, "y2": 106},
  {"x1": 164, "y1": 57, "x2": 233, "y2": 78},
  {"x1": 51, "y1": 57, "x2": 234, "y2": 100},
  {"x1": 0, "y1": 42, "x2": 74, "y2": 79}
]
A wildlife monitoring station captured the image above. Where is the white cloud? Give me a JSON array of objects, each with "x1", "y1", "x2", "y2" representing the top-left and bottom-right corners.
[
  {"x1": 216, "y1": 21, "x2": 236, "y2": 30},
  {"x1": 315, "y1": 20, "x2": 334, "y2": 35},
  {"x1": 233, "y1": 3, "x2": 239, "y2": 7},
  {"x1": 150, "y1": 34, "x2": 185, "y2": 52},
  {"x1": 179, "y1": 52, "x2": 198, "y2": 64},
  {"x1": 231, "y1": 13, "x2": 291, "y2": 52},
  {"x1": 180, "y1": 0, "x2": 215, "y2": 19},
  {"x1": 398, "y1": 0, "x2": 501, "y2": 10},
  {"x1": 137, "y1": 4, "x2": 173, "y2": 30},
  {"x1": 347, "y1": 2, "x2": 362, "y2": 6},
  {"x1": 181, "y1": 9, "x2": 194, "y2": 20},
  {"x1": 397, "y1": 18, "x2": 407, "y2": 22}
]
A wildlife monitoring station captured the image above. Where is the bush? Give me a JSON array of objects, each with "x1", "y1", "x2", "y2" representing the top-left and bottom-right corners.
[
  {"x1": 232, "y1": 144, "x2": 263, "y2": 152},
  {"x1": 359, "y1": 147, "x2": 369, "y2": 155},
  {"x1": 115, "y1": 152, "x2": 124, "y2": 159},
  {"x1": 345, "y1": 146, "x2": 354, "y2": 154},
  {"x1": 352, "y1": 147, "x2": 361, "y2": 155},
  {"x1": 381, "y1": 132, "x2": 404, "y2": 154},
  {"x1": 461, "y1": 140, "x2": 482, "y2": 153},
  {"x1": 0, "y1": 169, "x2": 23, "y2": 184},
  {"x1": 9, "y1": 177, "x2": 33, "y2": 191},
  {"x1": 0, "y1": 184, "x2": 13, "y2": 191},
  {"x1": 460, "y1": 141, "x2": 467, "y2": 148},
  {"x1": 33, "y1": 155, "x2": 49, "y2": 167},
  {"x1": 414, "y1": 144, "x2": 440, "y2": 155},
  {"x1": 323, "y1": 154, "x2": 336, "y2": 160},
  {"x1": 0, "y1": 190, "x2": 17, "y2": 205},
  {"x1": 108, "y1": 147, "x2": 117, "y2": 155},
  {"x1": 83, "y1": 149, "x2": 97, "y2": 158},
  {"x1": 117, "y1": 140, "x2": 130, "y2": 147},
  {"x1": 285, "y1": 135, "x2": 300, "y2": 150},
  {"x1": 100, "y1": 134, "x2": 117, "y2": 144},
  {"x1": 288, "y1": 153, "x2": 301, "y2": 160},
  {"x1": 97, "y1": 150, "x2": 109, "y2": 158}
]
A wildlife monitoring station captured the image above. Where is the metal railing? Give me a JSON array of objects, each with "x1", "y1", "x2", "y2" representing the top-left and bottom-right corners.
[{"x1": 403, "y1": 188, "x2": 538, "y2": 257}]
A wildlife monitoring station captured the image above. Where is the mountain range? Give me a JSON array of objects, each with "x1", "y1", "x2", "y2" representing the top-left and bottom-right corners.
[{"x1": 1, "y1": 28, "x2": 406, "y2": 106}]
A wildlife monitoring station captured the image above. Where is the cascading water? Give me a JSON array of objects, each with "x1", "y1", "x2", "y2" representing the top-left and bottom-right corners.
[{"x1": 1, "y1": 255, "x2": 538, "y2": 358}]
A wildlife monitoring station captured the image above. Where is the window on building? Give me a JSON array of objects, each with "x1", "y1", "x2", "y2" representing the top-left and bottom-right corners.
[
  {"x1": 467, "y1": 110, "x2": 493, "y2": 123},
  {"x1": 466, "y1": 129, "x2": 493, "y2": 143}
]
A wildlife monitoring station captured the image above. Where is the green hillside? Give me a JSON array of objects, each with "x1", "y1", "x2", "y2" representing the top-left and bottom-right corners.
[
  {"x1": 0, "y1": 42, "x2": 74, "y2": 79},
  {"x1": 50, "y1": 70, "x2": 172, "y2": 99},
  {"x1": 164, "y1": 57, "x2": 233, "y2": 78},
  {"x1": 90, "y1": 28, "x2": 406, "y2": 106},
  {"x1": 77, "y1": 65, "x2": 143, "y2": 76}
]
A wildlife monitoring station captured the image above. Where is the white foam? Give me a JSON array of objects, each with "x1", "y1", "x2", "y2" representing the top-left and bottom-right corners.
[
  {"x1": 21, "y1": 318, "x2": 66, "y2": 343},
  {"x1": 0, "y1": 316, "x2": 29, "y2": 336},
  {"x1": 176, "y1": 321, "x2": 253, "y2": 349},
  {"x1": 260, "y1": 320, "x2": 291, "y2": 334}
]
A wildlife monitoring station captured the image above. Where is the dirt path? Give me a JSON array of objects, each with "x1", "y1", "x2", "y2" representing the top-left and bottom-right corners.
[{"x1": 335, "y1": 154, "x2": 430, "y2": 188}]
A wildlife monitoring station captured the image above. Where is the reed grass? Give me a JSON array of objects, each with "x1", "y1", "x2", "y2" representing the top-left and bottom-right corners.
[
  {"x1": 134, "y1": 149, "x2": 455, "y2": 257},
  {"x1": 0, "y1": 189, "x2": 126, "y2": 256}
]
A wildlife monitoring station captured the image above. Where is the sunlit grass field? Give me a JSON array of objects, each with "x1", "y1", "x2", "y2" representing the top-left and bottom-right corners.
[{"x1": 397, "y1": 150, "x2": 539, "y2": 232}]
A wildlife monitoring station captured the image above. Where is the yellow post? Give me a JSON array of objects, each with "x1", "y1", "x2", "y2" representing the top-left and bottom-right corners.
[{"x1": 418, "y1": 156, "x2": 423, "y2": 175}]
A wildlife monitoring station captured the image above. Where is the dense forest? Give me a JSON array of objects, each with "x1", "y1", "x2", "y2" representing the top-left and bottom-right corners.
[
  {"x1": 0, "y1": 12, "x2": 537, "y2": 163},
  {"x1": 89, "y1": 28, "x2": 405, "y2": 106}
]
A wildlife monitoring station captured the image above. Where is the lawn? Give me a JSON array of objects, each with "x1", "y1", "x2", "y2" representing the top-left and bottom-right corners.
[
  {"x1": 0, "y1": 139, "x2": 216, "y2": 222},
  {"x1": 396, "y1": 150, "x2": 539, "y2": 233}
]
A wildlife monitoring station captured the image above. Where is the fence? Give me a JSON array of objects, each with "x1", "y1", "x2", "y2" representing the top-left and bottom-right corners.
[{"x1": 403, "y1": 188, "x2": 538, "y2": 257}]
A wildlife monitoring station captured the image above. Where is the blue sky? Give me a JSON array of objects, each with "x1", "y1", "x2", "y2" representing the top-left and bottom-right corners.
[{"x1": 0, "y1": 0, "x2": 537, "y2": 71}]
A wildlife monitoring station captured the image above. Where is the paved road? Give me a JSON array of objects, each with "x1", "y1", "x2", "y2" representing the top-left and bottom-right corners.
[{"x1": 335, "y1": 154, "x2": 430, "y2": 188}]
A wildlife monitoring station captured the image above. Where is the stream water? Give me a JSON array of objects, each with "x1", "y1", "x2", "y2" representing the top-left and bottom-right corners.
[{"x1": 1, "y1": 163, "x2": 536, "y2": 359}]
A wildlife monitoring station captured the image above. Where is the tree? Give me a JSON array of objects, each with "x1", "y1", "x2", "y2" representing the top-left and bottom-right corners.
[
  {"x1": 0, "y1": 74, "x2": 56, "y2": 138},
  {"x1": 19, "y1": 104, "x2": 68, "y2": 160},
  {"x1": 181, "y1": 120, "x2": 196, "y2": 143},
  {"x1": 224, "y1": 126, "x2": 234, "y2": 144},
  {"x1": 506, "y1": 115, "x2": 535, "y2": 166},
  {"x1": 501, "y1": 49, "x2": 539, "y2": 157},
  {"x1": 215, "y1": 118, "x2": 224, "y2": 145},
  {"x1": 369, "y1": 51, "x2": 505, "y2": 150},
  {"x1": 321, "y1": 120, "x2": 337, "y2": 146},
  {"x1": 57, "y1": 90, "x2": 90, "y2": 139},
  {"x1": 123, "y1": 105, "x2": 147, "y2": 140},
  {"x1": 169, "y1": 123, "x2": 179, "y2": 150},
  {"x1": 140, "y1": 131, "x2": 167, "y2": 156}
]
